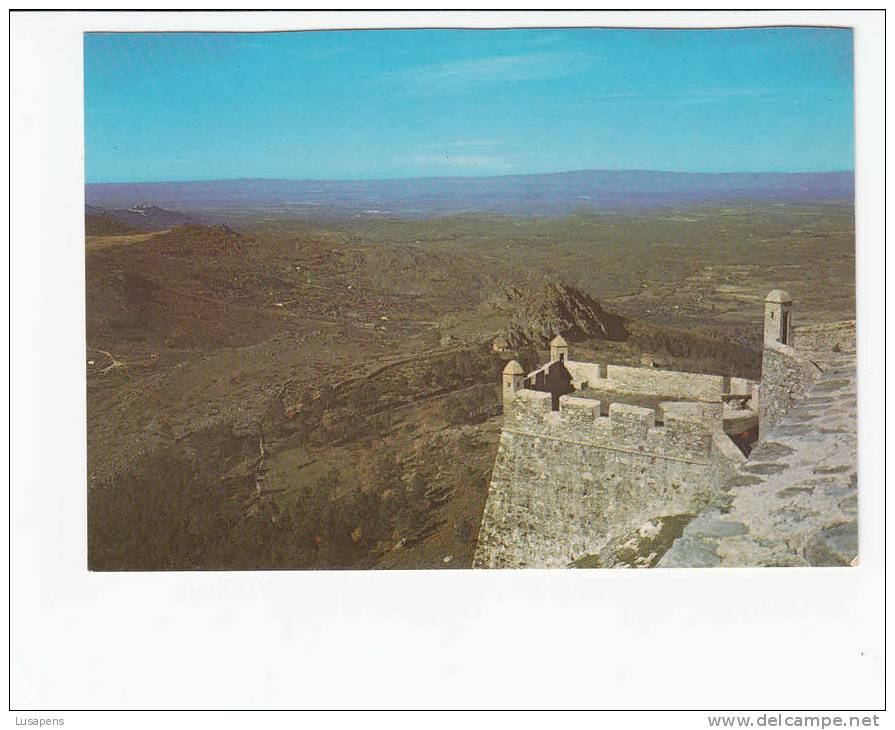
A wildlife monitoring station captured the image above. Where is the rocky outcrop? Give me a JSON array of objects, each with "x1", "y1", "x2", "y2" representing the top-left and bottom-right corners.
[
  {"x1": 495, "y1": 282, "x2": 628, "y2": 348},
  {"x1": 571, "y1": 514, "x2": 695, "y2": 568}
]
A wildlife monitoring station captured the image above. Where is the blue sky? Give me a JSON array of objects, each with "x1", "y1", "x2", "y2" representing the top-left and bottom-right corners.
[{"x1": 84, "y1": 28, "x2": 854, "y2": 183}]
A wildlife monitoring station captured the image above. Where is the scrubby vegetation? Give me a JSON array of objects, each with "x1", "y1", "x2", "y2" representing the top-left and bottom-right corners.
[
  {"x1": 88, "y1": 419, "x2": 489, "y2": 571},
  {"x1": 85, "y1": 213, "x2": 139, "y2": 236},
  {"x1": 85, "y1": 205, "x2": 854, "y2": 570},
  {"x1": 88, "y1": 340, "x2": 503, "y2": 570}
]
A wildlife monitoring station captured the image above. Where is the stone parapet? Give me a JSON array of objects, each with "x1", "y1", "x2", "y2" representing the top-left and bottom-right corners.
[
  {"x1": 605, "y1": 364, "x2": 725, "y2": 401},
  {"x1": 659, "y1": 352, "x2": 857, "y2": 568},
  {"x1": 473, "y1": 388, "x2": 746, "y2": 568},
  {"x1": 791, "y1": 320, "x2": 856, "y2": 355},
  {"x1": 759, "y1": 341, "x2": 822, "y2": 436},
  {"x1": 564, "y1": 360, "x2": 607, "y2": 389},
  {"x1": 507, "y1": 391, "x2": 717, "y2": 464}
]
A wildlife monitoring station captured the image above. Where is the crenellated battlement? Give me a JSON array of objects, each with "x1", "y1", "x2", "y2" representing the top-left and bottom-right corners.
[
  {"x1": 475, "y1": 379, "x2": 735, "y2": 567},
  {"x1": 517, "y1": 359, "x2": 752, "y2": 406},
  {"x1": 508, "y1": 389, "x2": 717, "y2": 464},
  {"x1": 476, "y1": 288, "x2": 848, "y2": 568}
]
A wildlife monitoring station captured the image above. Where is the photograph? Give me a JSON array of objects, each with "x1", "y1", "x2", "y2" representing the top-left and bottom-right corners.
[
  {"x1": 84, "y1": 25, "x2": 857, "y2": 571},
  {"x1": 9, "y1": 9, "x2": 885, "y2": 718}
]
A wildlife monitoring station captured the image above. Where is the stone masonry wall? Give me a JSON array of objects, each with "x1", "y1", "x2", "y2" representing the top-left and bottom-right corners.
[
  {"x1": 564, "y1": 360, "x2": 606, "y2": 389},
  {"x1": 473, "y1": 389, "x2": 737, "y2": 568},
  {"x1": 760, "y1": 321, "x2": 855, "y2": 437},
  {"x1": 659, "y1": 351, "x2": 857, "y2": 568},
  {"x1": 605, "y1": 365, "x2": 724, "y2": 401},
  {"x1": 657, "y1": 319, "x2": 859, "y2": 568},
  {"x1": 791, "y1": 321, "x2": 856, "y2": 355},
  {"x1": 562, "y1": 361, "x2": 728, "y2": 401},
  {"x1": 759, "y1": 342, "x2": 822, "y2": 437}
]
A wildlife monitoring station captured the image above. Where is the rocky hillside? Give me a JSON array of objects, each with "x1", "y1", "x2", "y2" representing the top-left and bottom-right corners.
[
  {"x1": 85, "y1": 212, "x2": 139, "y2": 236},
  {"x1": 85, "y1": 224, "x2": 281, "y2": 350},
  {"x1": 85, "y1": 222, "x2": 768, "y2": 571}
]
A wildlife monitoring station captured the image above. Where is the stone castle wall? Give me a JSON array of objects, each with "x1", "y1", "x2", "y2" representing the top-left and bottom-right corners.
[
  {"x1": 563, "y1": 360, "x2": 606, "y2": 388},
  {"x1": 660, "y1": 350, "x2": 857, "y2": 569},
  {"x1": 603, "y1": 365, "x2": 724, "y2": 401},
  {"x1": 561, "y1": 360, "x2": 727, "y2": 402},
  {"x1": 758, "y1": 321, "x2": 855, "y2": 437},
  {"x1": 791, "y1": 320, "x2": 856, "y2": 355},
  {"x1": 473, "y1": 389, "x2": 739, "y2": 568},
  {"x1": 759, "y1": 342, "x2": 821, "y2": 436},
  {"x1": 476, "y1": 288, "x2": 856, "y2": 569}
]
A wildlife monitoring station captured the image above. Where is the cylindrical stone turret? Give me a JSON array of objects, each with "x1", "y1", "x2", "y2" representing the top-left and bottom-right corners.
[
  {"x1": 502, "y1": 360, "x2": 525, "y2": 414},
  {"x1": 550, "y1": 334, "x2": 569, "y2": 363},
  {"x1": 764, "y1": 289, "x2": 793, "y2": 346}
]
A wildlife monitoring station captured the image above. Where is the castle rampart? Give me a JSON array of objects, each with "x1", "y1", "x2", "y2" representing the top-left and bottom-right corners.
[
  {"x1": 475, "y1": 288, "x2": 845, "y2": 569},
  {"x1": 602, "y1": 365, "x2": 724, "y2": 401},
  {"x1": 559, "y1": 361, "x2": 727, "y2": 402},
  {"x1": 758, "y1": 289, "x2": 855, "y2": 436},
  {"x1": 508, "y1": 389, "x2": 718, "y2": 463},
  {"x1": 759, "y1": 340, "x2": 822, "y2": 435},
  {"x1": 660, "y1": 338, "x2": 857, "y2": 569},
  {"x1": 473, "y1": 387, "x2": 741, "y2": 568},
  {"x1": 790, "y1": 320, "x2": 856, "y2": 354}
]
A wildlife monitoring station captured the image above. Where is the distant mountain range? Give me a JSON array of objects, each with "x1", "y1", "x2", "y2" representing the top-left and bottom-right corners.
[{"x1": 85, "y1": 169, "x2": 854, "y2": 220}]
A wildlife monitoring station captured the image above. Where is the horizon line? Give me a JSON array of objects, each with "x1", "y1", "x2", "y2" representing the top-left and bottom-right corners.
[{"x1": 84, "y1": 167, "x2": 857, "y2": 187}]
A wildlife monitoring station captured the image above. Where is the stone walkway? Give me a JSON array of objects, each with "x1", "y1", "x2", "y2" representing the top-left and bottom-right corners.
[{"x1": 658, "y1": 352, "x2": 857, "y2": 568}]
